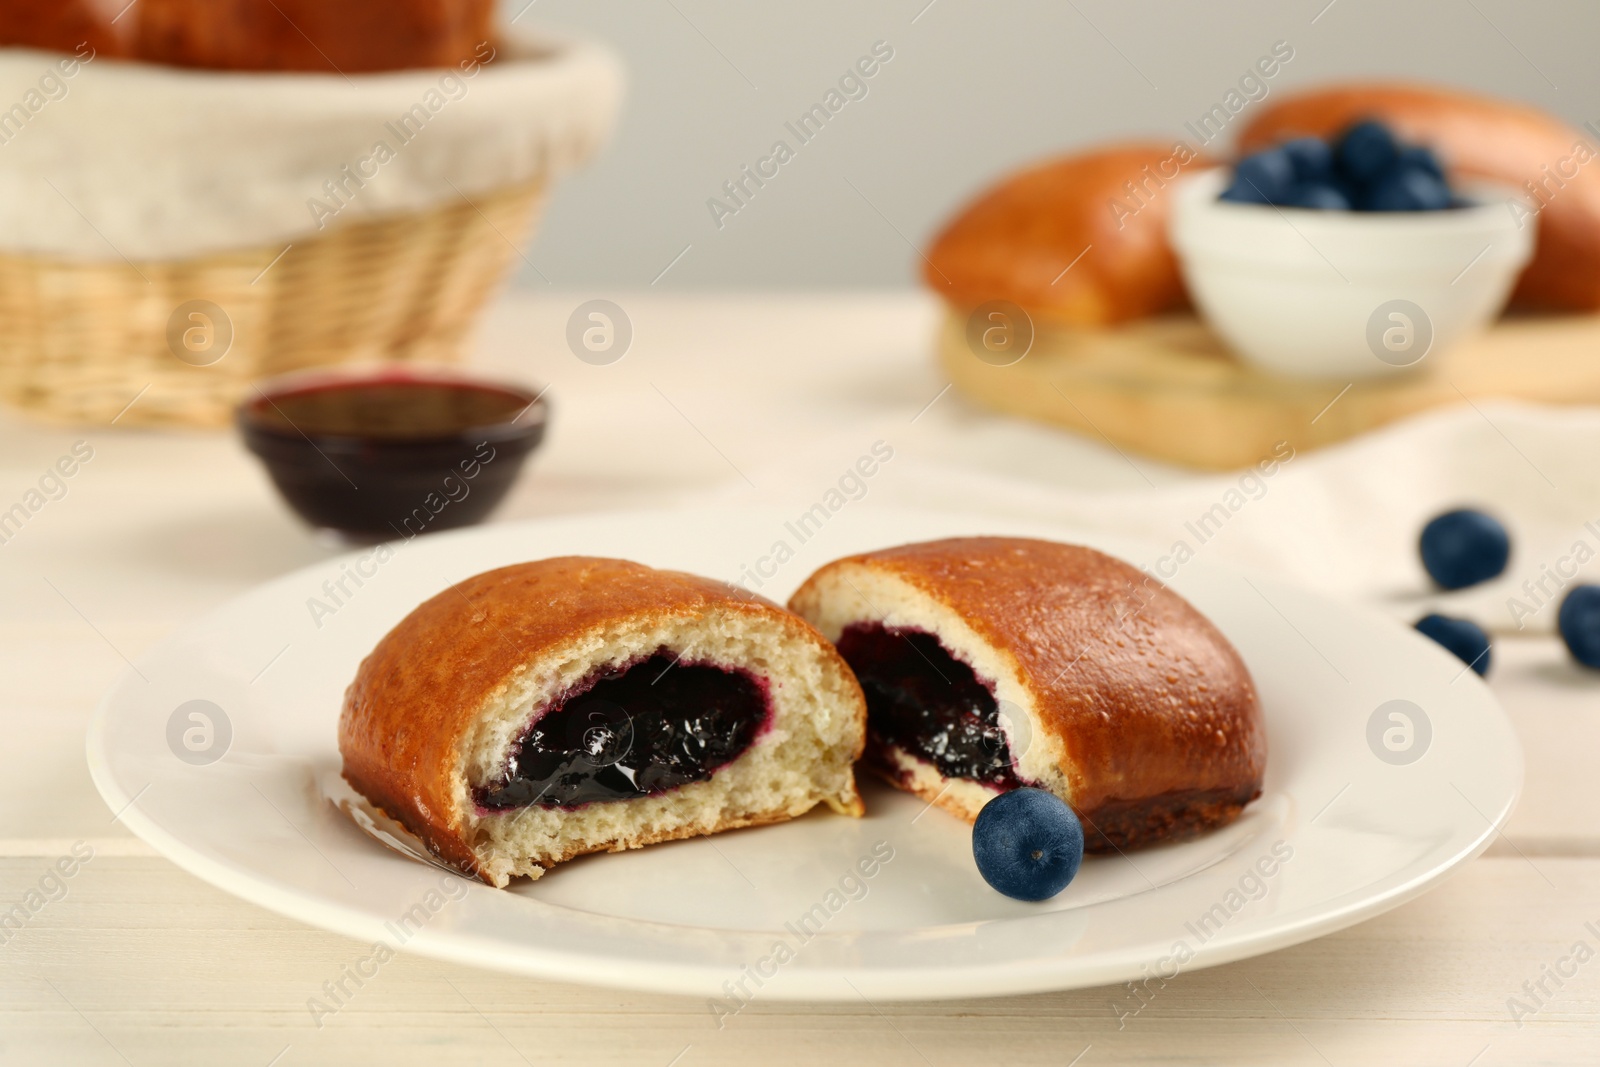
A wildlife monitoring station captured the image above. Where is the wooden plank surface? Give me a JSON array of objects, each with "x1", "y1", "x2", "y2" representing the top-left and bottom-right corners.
[
  {"x1": 2, "y1": 856, "x2": 1596, "y2": 1066},
  {"x1": 941, "y1": 310, "x2": 1600, "y2": 470},
  {"x1": 1, "y1": 293, "x2": 1597, "y2": 1064}
]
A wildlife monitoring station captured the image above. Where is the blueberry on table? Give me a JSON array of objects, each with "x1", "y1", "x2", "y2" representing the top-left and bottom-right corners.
[
  {"x1": 1226, "y1": 148, "x2": 1296, "y2": 205},
  {"x1": 1289, "y1": 182, "x2": 1351, "y2": 211},
  {"x1": 1558, "y1": 585, "x2": 1600, "y2": 669},
  {"x1": 1419, "y1": 508, "x2": 1511, "y2": 589},
  {"x1": 1282, "y1": 136, "x2": 1334, "y2": 181},
  {"x1": 1415, "y1": 613, "x2": 1492, "y2": 676},
  {"x1": 1337, "y1": 120, "x2": 1401, "y2": 182},
  {"x1": 1363, "y1": 168, "x2": 1452, "y2": 212},
  {"x1": 972, "y1": 787, "x2": 1084, "y2": 901}
]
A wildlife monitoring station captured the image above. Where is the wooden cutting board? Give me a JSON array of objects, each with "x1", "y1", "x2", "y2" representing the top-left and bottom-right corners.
[{"x1": 937, "y1": 309, "x2": 1600, "y2": 470}]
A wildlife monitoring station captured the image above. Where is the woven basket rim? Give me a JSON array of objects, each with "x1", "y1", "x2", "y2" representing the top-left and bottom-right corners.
[
  {"x1": 0, "y1": 176, "x2": 545, "y2": 268},
  {"x1": 0, "y1": 24, "x2": 622, "y2": 262}
]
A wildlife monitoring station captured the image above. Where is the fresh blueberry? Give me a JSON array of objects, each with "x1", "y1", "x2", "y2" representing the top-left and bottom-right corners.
[
  {"x1": 1396, "y1": 144, "x2": 1445, "y2": 181},
  {"x1": 1415, "y1": 614, "x2": 1492, "y2": 676},
  {"x1": 1419, "y1": 508, "x2": 1511, "y2": 589},
  {"x1": 1336, "y1": 120, "x2": 1401, "y2": 183},
  {"x1": 1282, "y1": 136, "x2": 1334, "y2": 182},
  {"x1": 1558, "y1": 585, "x2": 1600, "y2": 669},
  {"x1": 1363, "y1": 168, "x2": 1452, "y2": 212},
  {"x1": 972, "y1": 787, "x2": 1084, "y2": 901},
  {"x1": 1220, "y1": 180, "x2": 1271, "y2": 204},
  {"x1": 1288, "y1": 182, "x2": 1352, "y2": 211},
  {"x1": 1230, "y1": 148, "x2": 1296, "y2": 205}
]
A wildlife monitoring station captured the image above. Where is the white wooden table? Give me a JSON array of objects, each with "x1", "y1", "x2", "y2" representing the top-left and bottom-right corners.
[{"x1": 2, "y1": 292, "x2": 1597, "y2": 1065}]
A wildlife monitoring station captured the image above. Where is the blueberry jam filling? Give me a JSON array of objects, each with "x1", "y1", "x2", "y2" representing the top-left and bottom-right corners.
[
  {"x1": 475, "y1": 652, "x2": 768, "y2": 811},
  {"x1": 834, "y1": 623, "x2": 1022, "y2": 789}
]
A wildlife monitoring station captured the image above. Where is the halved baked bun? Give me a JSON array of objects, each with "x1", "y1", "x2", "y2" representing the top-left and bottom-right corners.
[
  {"x1": 789, "y1": 537, "x2": 1265, "y2": 850},
  {"x1": 340, "y1": 558, "x2": 866, "y2": 887}
]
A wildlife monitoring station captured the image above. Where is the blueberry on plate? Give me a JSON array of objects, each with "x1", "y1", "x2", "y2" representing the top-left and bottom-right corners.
[
  {"x1": 1557, "y1": 585, "x2": 1600, "y2": 669},
  {"x1": 972, "y1": 787, "x2": 1084, "y2": 901},
  {"x1": 1415, "y1": 613, "x2": 1492, "y2": 676},
  {"x1": 1282, "y1": 136, "x2": 1334, "y2": 182},
  {"x1": 1289, "y1": 182, "x2": 1351, "y2": 211},
  {"x1": 1225, "y1": 148, "x2": 1296, "y2": 205},
  {"x1": 1363, "y1": 167, "x2": 1452, "y2": 212},
  {"x1": 1419, "y1": 508, "x2": 1511, "y2": 589},
  {"x1": 1337, "y1": 119, "x2": 1401, "y2": 182}
]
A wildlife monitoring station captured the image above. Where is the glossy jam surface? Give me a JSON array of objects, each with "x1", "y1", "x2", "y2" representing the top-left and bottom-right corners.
[
  {"x1": 237, "y1": 373, "x2": 547, "y2": 538},
  {"x1": 835, "y1": 623, "x2": 1021, "y2": 789},
  {"x1": 476, "y1": 652, "x2": 768, "y2": 810},
  {"x1": 245, "y1": 379, "x2": 533, "y2": 440}
]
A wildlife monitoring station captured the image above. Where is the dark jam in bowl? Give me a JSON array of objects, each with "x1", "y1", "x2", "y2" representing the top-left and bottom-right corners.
[
  {"x1": 237, "y1": 370, "x2": 547, "y2": 538},
  {"x1": 834, "y1": 622, "x2": 1022, "y2": 790},
  {"x1": 476, "y1": 651, "x2": 769, "y2": 810}
]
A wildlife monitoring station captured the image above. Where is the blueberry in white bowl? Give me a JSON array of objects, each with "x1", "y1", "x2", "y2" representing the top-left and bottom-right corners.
[
  {"x1": 1290, "y1": 183, "x2": 1351, "y2": 211},
  {"x1": 1365, "y1": 167, "x2": 1452, "y2": 212},
  {"x1": 1223, "y1": 148, "x2": 1296, "y2": 205},
  {"x1": 1282, "y1": 136, "x2": 1333, "y2": 182},
  {"x1": 1396, "y1": 144, "x2": 1446, "y2": 181},
  {"x1": 1171, "y1": 119, "x2": 1533, "y2": 379},
  {"x1": 1415, "y1": 613, "x2": 1492, "y2": 676},
  {"x1": 1419, "y1": 508, "x2": 1511, "y2": 590},
  {"x1": 972, "y1": 787, "x2": 1084, "y2": 902},
  {"x1": 1557, "y1": 585, "x2": 1600, "y2": 669},
  {"x1": 1335, "y1": 119, "x2": 1400, "y2": 184},
  {"x1": 1220, "y1": 119, "x2": 1462, "y2": 213}
]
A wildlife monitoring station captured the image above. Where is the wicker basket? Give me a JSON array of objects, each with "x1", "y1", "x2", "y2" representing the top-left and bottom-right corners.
[{"x1": 0, "y1": 179, "x2": 545, "y2": 427}]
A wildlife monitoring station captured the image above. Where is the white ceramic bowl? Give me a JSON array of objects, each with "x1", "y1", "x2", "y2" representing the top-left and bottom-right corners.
[{"x1": 1168, "y1": 168, "x2": 1534, "y2": 379}]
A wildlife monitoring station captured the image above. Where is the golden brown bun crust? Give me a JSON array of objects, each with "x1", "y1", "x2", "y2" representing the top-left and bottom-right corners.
[
  {"x1": 0, "y1": 0, "x2": 495, "y2": 73},
  {"x1": 0, "y1": 3, "x2": 134, "y2": 59},
  {"x1": 1238, "y1": 81, "x2": 1600, "y2": 311},
  {"x1": 864, "y1": 757, "x2": 1254, "y2": 854},
  {"x1": 339, "y1": 557, "x2": 864, "y2": 882},
  {"x1": 925, "y1": 144, "x2": 1214, "y2": 326},
  {"x1": 801, "y1": 537, "x2": 1266, "y2": 849}
]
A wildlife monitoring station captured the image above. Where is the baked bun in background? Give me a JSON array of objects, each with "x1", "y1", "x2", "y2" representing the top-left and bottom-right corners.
[
  {"x1": 0, "y1": 0, "x2": 495, "y2": 73},
  {"x1": 0, "y1": 1, "x2": 133, "y2": 60},
  {"x1": 1238, "y1": 82, "x2": 1600, "y2": 311},
  {"x1": 924, "y1": 143, "x2": 1214, "y2": 327},
  {"x1": 340, "y1": 558, "x2": 866, "y2": 887},
  {"x1": 790, "y1": 537, "x2": 1266, "y2": 851}
]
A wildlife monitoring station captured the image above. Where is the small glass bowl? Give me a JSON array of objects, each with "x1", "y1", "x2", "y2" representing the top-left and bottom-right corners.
[{"x1": 237, "y1": 366, "x2": 548, "y2": 540}]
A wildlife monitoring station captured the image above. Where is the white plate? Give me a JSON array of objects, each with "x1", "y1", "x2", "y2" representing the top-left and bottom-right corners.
[{"x1": 87, "y1": 506, "x2": 1521, "y2": 1001}]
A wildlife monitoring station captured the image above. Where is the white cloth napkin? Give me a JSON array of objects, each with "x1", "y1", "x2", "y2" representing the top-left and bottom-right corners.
[
  {"x1": 0, "y1": 25, "x2": 622, "y2": 259},
  {"x1": 721, "y1": 400, "x2": 1600, "y2": 636}
]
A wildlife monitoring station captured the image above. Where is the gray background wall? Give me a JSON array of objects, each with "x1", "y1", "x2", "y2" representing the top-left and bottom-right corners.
[{"x1": 512, "y1": 0, "x2": 1599, "y2": 288}]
